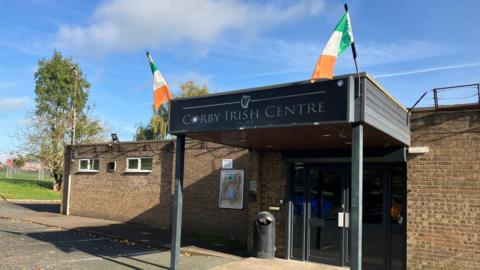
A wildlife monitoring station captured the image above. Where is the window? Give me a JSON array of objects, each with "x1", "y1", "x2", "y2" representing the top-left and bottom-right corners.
[
  {"x1": 78, "y1": 159, "x2": 99, "y2": 172},
  {"x1": 126, "y1": 157, "x2": 153, "y2": 172},
  {"x1": 106, "y1": 162, "x2": 116, "y2": 172}
]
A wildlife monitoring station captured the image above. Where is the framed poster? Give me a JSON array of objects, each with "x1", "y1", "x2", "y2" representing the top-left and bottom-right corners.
[{"x1": 219, "y1": 170, "x2": 244, "y2": 209}]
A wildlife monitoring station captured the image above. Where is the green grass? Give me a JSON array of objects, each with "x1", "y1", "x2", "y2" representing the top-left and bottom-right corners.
[{"x1": 0, "y1": 178, "x2": 61, "y2": 200}]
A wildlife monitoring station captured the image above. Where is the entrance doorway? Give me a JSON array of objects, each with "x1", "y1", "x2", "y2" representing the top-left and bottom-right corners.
[{"x1": 288, "y1": 164, "x2": 406, "y2": 270}]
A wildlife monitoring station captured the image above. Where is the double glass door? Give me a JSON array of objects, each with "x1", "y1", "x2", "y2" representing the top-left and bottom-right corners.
[
  {"x1": 290, "y1": 164, "x2": 406, "y2": 269},
  {"x1": 291, "y1": 166, "x2": 349, "y2": 266}
]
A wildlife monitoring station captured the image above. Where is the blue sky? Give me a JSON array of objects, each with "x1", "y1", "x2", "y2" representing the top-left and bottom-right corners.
[{"x1": 1, "y1": 0, "x2": 480, "y2": 159}]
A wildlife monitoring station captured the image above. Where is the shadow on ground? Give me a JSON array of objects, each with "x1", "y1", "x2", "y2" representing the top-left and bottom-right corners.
[
  {"x1": 71, "y1": 222, "x2": 247, "y2": 257},
  {"x1": 9, "y1": 202, "x2": 246, "y2": 257},
  {"x1": 13, "y1": 202, "x2": 60, "y2": 213},
  {"x1": 0, "y1": 225, "x2": 171, "y2": 269}
]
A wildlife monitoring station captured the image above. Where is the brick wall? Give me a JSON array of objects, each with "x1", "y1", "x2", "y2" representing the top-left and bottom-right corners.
[
  {"x1": 69, "y1": 141, "x2": 173, "y2": 227},
  {"x1": 66, "y1": 140, "x2": 289, "y2": 255},
  {"x1": 66, "y1": 140, "x2": 251, "y2": 243},
  {"x1": 182, "y1": 140, "x2": 250, "y2": 241},
  {"x1": 246, "y1": 151, "x2": 287, "y2": 257},
  {"x1": 408, "y1": 105, "x2": 480, "y2": 269}
]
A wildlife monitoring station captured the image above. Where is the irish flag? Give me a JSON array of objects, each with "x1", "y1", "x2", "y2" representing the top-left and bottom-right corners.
[
  {"x1": 312, "y1": 11, "x2": 354, "y2": 80},
  {"x1": 146, "y1": 52, "x2": 173, "y2": 112}
]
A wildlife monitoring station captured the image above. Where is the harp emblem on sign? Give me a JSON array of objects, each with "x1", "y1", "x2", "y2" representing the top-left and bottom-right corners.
[{"x1": 240, "y1": 95, "x2": 251, "y2": 109}]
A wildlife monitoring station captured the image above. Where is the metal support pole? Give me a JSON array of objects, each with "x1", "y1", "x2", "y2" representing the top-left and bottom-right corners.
[
  {"x1": 66, "y1": 68, "x2": 78, "y2": 215},
  {"x1": 433, "y1": 89, "x2": 438, "y2": 109},
  {"x1": 351, "y1": 122, "x2": 363, "y2": 270},
  {"x1": 477, "y1": 84, "x2": 480, "y2": 105},
  {"x1": 170, "y1": 135, "x2": 185, "y2": 270}
]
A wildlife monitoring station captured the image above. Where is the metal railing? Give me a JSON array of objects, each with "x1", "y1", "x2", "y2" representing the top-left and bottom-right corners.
[
  {"x1": 0, "y1": 167, "x2": 50, "y2": 181},
  {"x1": 409, "y1": 83, "x2": 480, "y2": 112}
]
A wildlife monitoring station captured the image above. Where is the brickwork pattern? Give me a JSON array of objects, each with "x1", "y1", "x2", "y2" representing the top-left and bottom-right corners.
[
  {"x1": 408, "y1": 106, "x2": 480, "y2": 269},
  {"x1": 69, "y1": 142, "x2": 173, "y2": 227},
  {"x1": 246, "y1": 152, "x2": 287, "y2": 257},
  {"x1": 67, "y1": 140, "x2": 250, "y2": 242},
  {"x1": 181, "y1": 140, "x2": 250, "y2": 241}
]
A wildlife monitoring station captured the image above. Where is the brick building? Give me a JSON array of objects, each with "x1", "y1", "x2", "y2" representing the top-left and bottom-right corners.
[
  {"x1": 63, "y1": 74, "x2": 480, "y2": 269},
  {"x1": 407, "y1": 104, "x2": 480, "y2": 269}
]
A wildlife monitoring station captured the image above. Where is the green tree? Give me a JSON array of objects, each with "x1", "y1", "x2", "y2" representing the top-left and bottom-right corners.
[
  {"x1": 12, "y1": 155, "x2": 26, "y2": 168},
  {"x1": 134, "y1": 80, "x2": 209, "y2": 140},
  {"x1": 177, "y1": 80, "x2": 209, "y2": 98},
  {"x1": 24, "y1": 51, "x2": 108, "y2": 191}
]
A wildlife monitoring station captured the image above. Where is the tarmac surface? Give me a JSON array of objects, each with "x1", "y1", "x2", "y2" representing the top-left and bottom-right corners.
[
  {"x1": 0, "y1": 200, "x2": 345, "y2": 269},
  {"x1": 0, "y1": 203, "x2": 236, "y2": 269}
]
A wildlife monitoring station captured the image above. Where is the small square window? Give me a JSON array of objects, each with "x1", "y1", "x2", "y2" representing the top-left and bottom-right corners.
[{"x1": 106, "y1": 162, "x2": 116, "y2": 172}]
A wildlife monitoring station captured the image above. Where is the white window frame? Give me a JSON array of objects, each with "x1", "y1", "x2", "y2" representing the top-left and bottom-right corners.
[
  {"x1": 78, "y1": 159, "x2": 100, "y2": 172},
  {"x1": 125, "y1": 157, "x2": 153, "y2": 172}
]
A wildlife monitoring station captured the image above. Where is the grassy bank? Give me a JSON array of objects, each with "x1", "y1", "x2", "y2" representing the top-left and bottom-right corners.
[{"x1": 0, "y1": 178, "x2": 61, "y2": 200}]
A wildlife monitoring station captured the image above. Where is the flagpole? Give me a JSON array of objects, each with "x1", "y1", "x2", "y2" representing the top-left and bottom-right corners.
[
  {"x1": 344, "y1": 4, "x2": 361, "y2": 97},
  {"x1": 345, "y1": 4, "x2": 364, "y2": 270}
]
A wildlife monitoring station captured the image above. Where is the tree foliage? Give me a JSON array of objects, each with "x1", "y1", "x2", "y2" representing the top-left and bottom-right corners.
[
  {"x1": 177, "y1": 80, "x2": 209, "y2": 98},
  {"x1": 134, "y1": 80, "x2": 209, "y2": 140},
  {"x1": 24, "y1": 51, "x2": 108, "y2": 191},
  {"x1": 12, "y1": 155, "x2": 26, "y2": 168}
]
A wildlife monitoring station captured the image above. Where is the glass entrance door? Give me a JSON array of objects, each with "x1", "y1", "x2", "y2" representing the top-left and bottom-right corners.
[
  {"x1": 291, "y1": 166, "x2": 349, "y2": 266},
  {"x1": 308, "y1": 168, "x2": 349, "y2": 265},
  {"x1": 289, "y1": 164, "x2": 406, "y2": 269}
]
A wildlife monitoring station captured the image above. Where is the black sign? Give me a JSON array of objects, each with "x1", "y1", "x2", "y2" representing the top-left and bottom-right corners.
[{"x1": 169, "y1": 78, "x2": 352, "y2": 134}]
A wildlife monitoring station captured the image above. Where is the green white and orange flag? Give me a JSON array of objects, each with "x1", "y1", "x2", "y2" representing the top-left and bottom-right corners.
[
  {"x1": 146, "y1": 52, "x2": 173, "y2": 112},
  {"x1": 312, "y1": 11, "x2": 354, "y2": 80}
]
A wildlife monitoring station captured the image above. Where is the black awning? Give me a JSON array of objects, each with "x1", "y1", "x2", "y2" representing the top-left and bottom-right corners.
[{"x1": 168, "y1": 73, "x2": 410, "y2": 150}]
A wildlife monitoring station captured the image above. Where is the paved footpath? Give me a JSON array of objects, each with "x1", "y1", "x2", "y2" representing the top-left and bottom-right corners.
[
  {"x1": 0, "y1": 201, "x2": 345, "y2": 269},
  {"x1": 0, "y1": 202, "x2": 237, "y2": 269}
]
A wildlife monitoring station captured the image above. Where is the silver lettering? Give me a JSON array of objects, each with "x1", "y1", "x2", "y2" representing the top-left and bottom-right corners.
[
  {"x1": 318, "y1": 102, "x2": 325, "y2": 112},
  {"x1": 307, "y1": 103, "x2": 316, "y2": 114},
  {"x1": 276, "y1": 106, "x2": 284, "y2": 117},
  {"x1": 265, "y1": 106, "x2": 275, "y2": 118},
  {"x1": 230, "y1": 111, "x2": 239, "y2": 121},
  {"x1": 285, "y1": 105, "x2": 295, "y2": 116},
  {"x1": 242, "y1": 110, "x2": 249, "y2": 120},
  {"x1": 182, "y1": 114, "x2": 191, "y2": 125},
  {"x1": 250, "y1": 109, "x2": 259, "y2": 119},
  {"x1": 298, "y1": 103, "x2": 307, "y2": 114}
]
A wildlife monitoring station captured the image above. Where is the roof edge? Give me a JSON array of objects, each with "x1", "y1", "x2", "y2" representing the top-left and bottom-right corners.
[
  {"x1": 68, "y1": 139, "x2": 175, "y2": 147},
  {"x1": 364, "y1": 73, "x2": 408, "y2": 112},
  {"x1": 410, "y1": 103, "x2": 480, "y2": 113}
]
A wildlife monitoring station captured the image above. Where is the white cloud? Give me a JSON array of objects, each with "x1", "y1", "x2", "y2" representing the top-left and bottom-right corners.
[
  {"x1": 0, "y1": 97, "x2": 31, "y2": 111},
  {"x1": 168, "y1": 71, "x2": 213, "y2": 93},
  {"x1": 375, "y1": 62, "x2": 480, "y2": 78},
  {"x1": 357, "y1": 40, "x2": 452, "y2": 67},
  {"x1": 226, "y1": 39, "x2": 454, "y2": 78},
  {"x1": 53, "y1": 0, "x2": 324, "y2": 56}
]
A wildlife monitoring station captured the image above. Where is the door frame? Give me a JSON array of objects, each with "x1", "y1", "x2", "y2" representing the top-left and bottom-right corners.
[
  {"x1": 284, "y1": 162, "x2": 407, "y2": 270},
  {"x1": 306, "y1": 166, "x2": 350, "y2": 266},
  {"x1": 287, "y1": 164, "x2": 350, "y2": 266}
]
